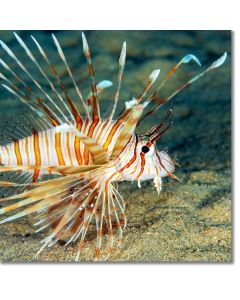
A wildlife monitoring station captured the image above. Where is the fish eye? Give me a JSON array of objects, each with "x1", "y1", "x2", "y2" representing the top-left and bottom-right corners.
[{"x1": 141, "y1": 145, "x2": 150, "y2": 153}]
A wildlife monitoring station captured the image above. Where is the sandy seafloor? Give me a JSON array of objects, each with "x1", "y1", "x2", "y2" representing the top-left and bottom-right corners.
[{"x1": 0, "y1": 30, "x2": 231, "y2": 262}]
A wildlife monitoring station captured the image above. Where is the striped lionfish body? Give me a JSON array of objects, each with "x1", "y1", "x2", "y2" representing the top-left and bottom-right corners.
[{"x1": 0, "y1": 32, "x2": 227, "y2": 260}]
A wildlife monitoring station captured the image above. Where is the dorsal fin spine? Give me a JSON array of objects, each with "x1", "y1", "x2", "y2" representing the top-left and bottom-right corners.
[
  {"x1": 14, "y1": 33, "x2": 76, "y2": 124},
  {"x1": 51, "y1": 34, "x2": 90, "y2": 119},
  {"x1": 0, "y1": 39, "x2": 65, "y2": 124},
  {"x1": 109, "y1": 41, "x2": 126, "y2": 121},
  {"x1": 31, "y1": 35, "x2": 84, "y2": 124},
  {"x1": 82, "y1": 32, "x2": 100, "y2": 118},
  {"x1": 140, "y1": 52, "x2": 227, "y2": 123}
]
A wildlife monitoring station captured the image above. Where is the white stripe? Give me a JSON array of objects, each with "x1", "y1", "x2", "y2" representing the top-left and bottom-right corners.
[
  {"x1": 0, "y1": 146, "x2": 8, "y2": 164},
  {"x1": 69, "y1": 132, "x2": 78, "y2": 166},
  {"x1": 19, "y1": 138, "x2": 27, "y2": 165},
  {"x1": 27, "y1": 135, "x2": 36, "y2": 165},
  {"x1": 39, "y1": 131, "x2": 48, "y2": 166},
  {"x1": 80, "y1": 119, "x2": 91, "y2": 164},
  {"x1": 48, "y1": 128, "x2": 58, "y2": 166},
  {"x1": 8, "y1": 143, "x2": 17, "y2": 165},
  {"x1": 102, "y1": 120, "x2": 124, "y2": 155},
  {"x1": 61, "y1": 131, "x2": 70, "y2": 165},
  {"x1": 98, "y1": 120, "x2": 115, "y2": 154}
]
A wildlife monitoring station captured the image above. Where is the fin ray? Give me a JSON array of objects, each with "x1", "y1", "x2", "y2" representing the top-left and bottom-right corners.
[{"x1": 110, "y1": 105, "x2": 145, "y2": 159}]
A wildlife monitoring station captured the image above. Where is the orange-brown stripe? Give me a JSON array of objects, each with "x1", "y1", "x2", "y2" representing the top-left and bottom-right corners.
[
  {"x1": 55, "y1": 132, "x2": 65, "y2": 165},
  {"x1": 96, "y1": 120, "x2": 108, "y2": 143},
  {"x1": 137, "y1": 152, "x2": 146, "y2": 179},
  {"x1": 66, "y1": 132, "x2": 73, "y2": 166},
  {"x1": 44, "y1": 132, "x2": 50, "y2": 166},
  {"x1": 74, "y1": 118, "x2": 85, "y2": 166},
  {"x1": 66, "y1": 97, "x2": 83, "y2": 128},
  {"x1": 156, "y1": 151, "x2": 172, "y2": 177},
  {"x1": 74, "y1": 136, "x2": 82, "y2": 165},
  {"x1": 14, "y1": 140, "x2": 22, "y2": 165},
  {"x1": 33, "y1": 131, "x2": 41, "y2": 182},
  {"x1": 37, "y1": 98, "x2": 59, "y2": 127},
  {"x1": 166, "y1": 65, "x2": 177, "y2": 79},
  {"x1": 83, "y1": 117, "x2": 99, "y2": 164},
  {"x1": 25, "y1": 138, "x2": 30, "y2": 165},
  {"x1": 102, "y1": 111, "x2": 130, "y2": 151},
  {"x1": 119, "y1": 136, "x2": 138, "y2": 173}
]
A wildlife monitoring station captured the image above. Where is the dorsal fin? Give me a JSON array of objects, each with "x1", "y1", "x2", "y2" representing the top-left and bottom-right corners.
[
  {"x1": 14, "y1": 33, "x2": 76, "y2": 124},
  {"x1": 110, "y1": 104, "x2": 145, "y2": 160},
  {"x1": 139, "y1": 52, "x2": 227, "y2": 123},
  {"x1": 0, "y1": 112, "x2": 53, "y2": 145},
  {"x1": 31, "y1": 34, "x2": 84, "y2": 126},
  {"x1": 0, "y1": 33, "x2": 90, "y2": 127},
  {"x1": 82, "y1": 33, "x2": 100, "y2": 118},
  {"x1": 51, "y1": 34, "x2": 89, "y2": 119},
  {"x1": 109, "y1": 41, "x2": 126, "y2": 120},
  {"x1": 0, "y1": 37, "x2": 68, "y2": 125}
]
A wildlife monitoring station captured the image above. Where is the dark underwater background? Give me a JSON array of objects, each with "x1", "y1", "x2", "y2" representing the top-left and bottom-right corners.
[{"x1": 0, "y1": 30, "x2": 231, "y2": 261}]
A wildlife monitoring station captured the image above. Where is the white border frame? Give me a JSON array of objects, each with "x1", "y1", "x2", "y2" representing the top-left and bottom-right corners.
[{"x1": 0, "y1": 1, "x2": 238, "y2": 299}]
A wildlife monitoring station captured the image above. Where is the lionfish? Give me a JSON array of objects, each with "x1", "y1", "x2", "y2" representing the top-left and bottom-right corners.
[{"x1": 0, "y1": 32, "x2": 226, "y2": 260}]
